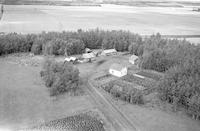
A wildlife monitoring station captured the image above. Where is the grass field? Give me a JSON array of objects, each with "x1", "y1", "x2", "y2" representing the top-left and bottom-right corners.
[
  {"x1": 0, "y1": 56, "x2": 95, "y2": 130},
  {"x1": 0, "y1": 4, "x2": 200, "y2": 43},
  {"x1": 116, "y1": 100, "x2": 200, "y2": 131}
]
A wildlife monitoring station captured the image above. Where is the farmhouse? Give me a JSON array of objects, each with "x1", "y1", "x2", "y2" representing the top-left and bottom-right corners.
[
  {"x1": 109, "y1": 63, "x2": 127, "y2": 77},
  {"x1": 101, "y1": 49, "x2": 117, "y2": 56},
  {"x1": 129, "y1": 55, "x2": 139, "y2": 65}
]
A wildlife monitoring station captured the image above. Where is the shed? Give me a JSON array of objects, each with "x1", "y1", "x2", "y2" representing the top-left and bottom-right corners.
[
  {"x1": 64, "y1": 57, "x2": 77, "y2": 62},
  {"x1": 85, "y1": 48, "x2": 92, "y2": 53},
  {"x1": 193, "y1": 7, "x2": 200, "y2": 12},
  {"x1": 82, "y1": 52, "x2": 95, "y2": 59},
  {"x1": 129, "y1": 55, "x2": 139, "y2": 65},
  {"x1": 101, "y1": 49, "x2": 117, "y2": 56},
  {"x1": 109, "y1": 63, "x2": 127, "y2": 77}
]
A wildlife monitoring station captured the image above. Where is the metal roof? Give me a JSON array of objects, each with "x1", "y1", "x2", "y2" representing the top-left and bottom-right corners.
[
  {"x1": 110, "y1": 63, "x2": 126, "y2": 71},
  {"x1": 102, "y1": 49, "x2": 117, "y2": 54},
  {"x1": 82, "y1": 53, "x2": 95, "y2": 59}
]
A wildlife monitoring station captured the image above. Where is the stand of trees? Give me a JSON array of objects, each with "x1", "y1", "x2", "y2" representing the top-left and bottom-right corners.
[
  {"x1": 40, "y1": 57, "x2": 80, "y2": 96},
  {"x1": 128, "y1": 33, "x2": 200, "y2": 119},
  {"x1": 158, "y1": 47, "x2": 200, "y2": 120},
  {"x1": 0, "y1": 29, "x2": 142, "y2": 56}
]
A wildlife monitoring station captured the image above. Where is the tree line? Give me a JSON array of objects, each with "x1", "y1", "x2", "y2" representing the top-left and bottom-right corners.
[{"x1": 0, "y1": 29, "x2": 142, "y2": 56}]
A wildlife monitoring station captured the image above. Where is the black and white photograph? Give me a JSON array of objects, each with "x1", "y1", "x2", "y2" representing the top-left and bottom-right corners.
[{"x1": 0, "y1": 0, "x2": 200, "y2": 131}]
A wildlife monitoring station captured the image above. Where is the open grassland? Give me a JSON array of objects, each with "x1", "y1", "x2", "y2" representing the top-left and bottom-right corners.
[
  {"x1": 0, "y1": 4, "x2": 200, "y2": 43},
  {"x1": 0, "y1": 55, "x2": 95, "y2": 130},
  {"x1": 115, "y1": 100, "x2": 200, "y2": 131}
]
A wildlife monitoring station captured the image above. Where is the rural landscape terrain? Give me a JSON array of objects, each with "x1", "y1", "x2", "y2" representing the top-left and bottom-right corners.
[{"x1": 0, "y1": 0, "x2": 200, "y2": 131}]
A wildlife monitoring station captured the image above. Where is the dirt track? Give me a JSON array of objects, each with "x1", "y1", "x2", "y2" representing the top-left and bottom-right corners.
[{"x1": 81, "y1": 65, "x2": 142, "y2": 131}]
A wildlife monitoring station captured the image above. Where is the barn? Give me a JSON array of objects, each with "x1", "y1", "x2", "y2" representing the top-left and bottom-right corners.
[
  {"x1": 101, "y1": 49, "x2": 117, "y2": 56},
  {"x1": 129, "y1": 55, "x2": 139, "y2": 65},
  {"x1": 109, "y1": 63, "x2": 127, "y2": 77}
]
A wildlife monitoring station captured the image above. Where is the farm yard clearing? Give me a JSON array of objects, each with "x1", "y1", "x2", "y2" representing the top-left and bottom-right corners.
[
  {"x1": 0, "y1": 52, "x2": 200, "y2": 131},
  {"x1": 1, "y1": 4, "x2": 200, "y2": 44},
  {"x1": 0, "y1": 54, "x2": 109, "y2": 131}
]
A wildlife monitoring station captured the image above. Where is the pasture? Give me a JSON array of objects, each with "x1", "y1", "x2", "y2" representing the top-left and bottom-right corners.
[
  {"x1": 0, "y1": 4, "x2": 200, "y2": 44},
  {"x1": 0, "y1": 55, "x2": 95, "y2": 130}
]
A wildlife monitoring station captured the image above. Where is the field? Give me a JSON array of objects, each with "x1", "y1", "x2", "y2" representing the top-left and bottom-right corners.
[
  {"x1": 115, "y1": 100, "x2": 200, "y2": 131},
  {"x1": 24, "y1": 112, "x2": 105, "y2": 131},
  {"x1": 0, "y1": 55, "x2": 95, "y2": 130},
  {"x1": 0, "y1": 4, "x2": 200, "y2": 44}
]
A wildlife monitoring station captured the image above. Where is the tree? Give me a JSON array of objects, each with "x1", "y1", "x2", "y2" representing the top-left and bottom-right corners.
[
  {"x1": 41, "y1": 57, "x2": 80, "y2": 96},
  {"x1": 31, "y1": 37, "x2": 44, "y2": 55}
]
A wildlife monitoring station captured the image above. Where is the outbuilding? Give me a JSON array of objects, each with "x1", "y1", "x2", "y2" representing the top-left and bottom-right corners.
[
  {"x1": 109, "y1": 63, "x2": 127, "y2": 77},
  {"x1": 193, "y1": 7, "x2": 200, "y2": 12},
  {"x1": 101, "y1": 49, "x2": 117, "y2": 56},
  {"x1": 129, "y1": 55, "x2": 139, "y2": 65},
  {"x1": 82, "y1": 52, "x2": 95, "y2": 62},
  {"x1": 85, "y1": 48, "x2": 92, "y2": 53},
  {"x1": 64, "y1": 57, "x2": 77, "y2": 62}
]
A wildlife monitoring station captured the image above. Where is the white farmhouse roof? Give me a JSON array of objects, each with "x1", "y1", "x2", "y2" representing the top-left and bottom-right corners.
[
  {"x1": 110, "y1": 63, "x2": 125, "y2": 71},
  {"x1": 103, "y1": 49, "x2": 117, "y2": 54},
  {"x1": 82, "y1": 53, "x2": 95, "y2": 59}
]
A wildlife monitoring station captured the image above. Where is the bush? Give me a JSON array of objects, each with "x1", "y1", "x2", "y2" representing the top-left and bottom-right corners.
[
  {"x1": 41, "y1": 57, "x2": 80, "y2": 96},
  {"x1": 130, "y1": 90, "x2": 144, "y2": 104}
]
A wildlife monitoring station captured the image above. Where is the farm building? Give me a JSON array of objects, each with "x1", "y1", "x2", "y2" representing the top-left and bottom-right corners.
[
  {"x1": 82, "y1": 52, "x2": 95, "y2": 62},
  {"x1": 85, "y1": 48, "x2": 92, "y2": 53},
  {"x1": 129, "y1": 55, "x2": 139, "y2": 65},
  {"x1": 64, "y1": 57, "x2": 77, "y2": 62},
  {"x1": 101, "y1": 49, "x2": 117, "y2": 56},
  {"x1": 109, "y1": 63, "x2": 127, "y2": 77},
  {"x1": 193, "y1": 7, "x2": 200, "y2": 12}
]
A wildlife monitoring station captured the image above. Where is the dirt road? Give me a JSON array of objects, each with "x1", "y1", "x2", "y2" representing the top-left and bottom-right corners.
[{"x1": 82, "y1": 73, "x2": 141, "y2": 131}]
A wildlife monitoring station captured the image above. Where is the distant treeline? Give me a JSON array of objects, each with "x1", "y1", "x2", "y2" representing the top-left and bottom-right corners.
[
  {"x1": 0, "y1": 29, "x2": 200, "y2": 119},
  {"x1": 0, "y1": 29, "x2": 142, "y2": 56}
]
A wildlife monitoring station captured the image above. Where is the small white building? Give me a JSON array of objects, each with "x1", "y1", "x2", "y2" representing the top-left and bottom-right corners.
[
  {"x1": 109, "y1": 63, "x2": 127, "y2": 77},
  {"x1": 85, "y1": 48, "x2": 92, "y2": 53},
  {"x1": 129, "y1": 55, "x2": 139, "y2": 65},
  {"x1": 193, "y1": 7, "x2": 200, "y2": 12},
  {"x1": 101, "y1": 49, "x2": 117, "y2": 56},
  {"x1": 64, "y1": 57, "x2": 77, "y2": 62},
  {"x1": 82, "y1": 52, "x2": 95, "y2": 62}
]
